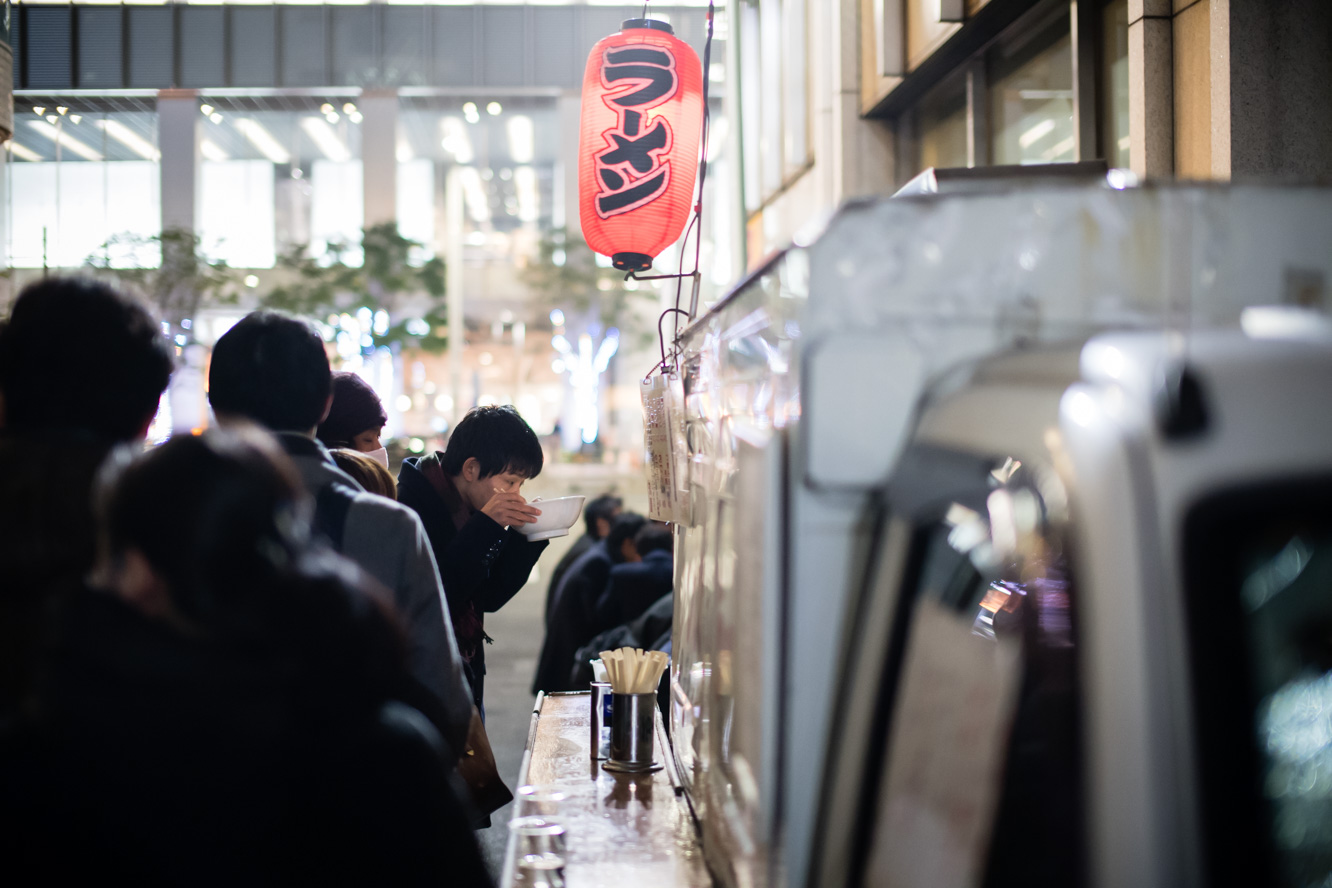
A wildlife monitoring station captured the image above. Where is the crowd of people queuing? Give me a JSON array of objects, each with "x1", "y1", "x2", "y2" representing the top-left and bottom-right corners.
[{"x1": 0, "y1": 276, "x2": 675, "y2": 884}]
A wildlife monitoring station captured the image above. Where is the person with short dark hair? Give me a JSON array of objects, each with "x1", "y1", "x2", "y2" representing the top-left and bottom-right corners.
[
  {"x1": 318, "y1": 370, "x2": 390, "y2": 467},
  {"x1": 594, "y1": 521, "x2": 674, "y2": 629},
  {"x1": 209, "y1": 311, "x2": 472, "y2": 753},
  {"x1": 0, "y1": 277, "x2": 173, "y2": 717},
  {"x1": 532, "y1": 512, "x2": 647, "y2": 694},
  {"x1": 0, "y1": 277, "x2": 174, "y2": 442},
  {"x1": 398, "y1": 405, "x2": 547, "y2": 712},
  {"x1": 543, "y1": 493, "x2": 622, "y2": 626},
  {"x1": 1, "y1": 428, "x2": 490, "y2": 885}
]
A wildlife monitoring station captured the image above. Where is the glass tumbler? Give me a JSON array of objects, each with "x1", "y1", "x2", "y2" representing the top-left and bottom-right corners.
[
  {"x1": 509, "y1": 815, "x2": 568, "y2": 859},
  {"x1": 515, "y1": 784, "x2": 567, "y2": 817}
]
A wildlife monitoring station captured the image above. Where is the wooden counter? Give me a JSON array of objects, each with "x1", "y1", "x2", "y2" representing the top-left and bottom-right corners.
[{"x1": 500, "y1": 691, "x2": 712, "y2": 888}]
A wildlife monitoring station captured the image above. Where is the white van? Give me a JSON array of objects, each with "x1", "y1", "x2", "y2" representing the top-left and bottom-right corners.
[{"x1": 812, "y1": 323, "x2": 1332, "y2": 888}]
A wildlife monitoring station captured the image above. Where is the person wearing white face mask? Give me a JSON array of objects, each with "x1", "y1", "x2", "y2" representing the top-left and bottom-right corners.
[{"x1": 317, "y1": 370, "x2": 391, "y2": 469}]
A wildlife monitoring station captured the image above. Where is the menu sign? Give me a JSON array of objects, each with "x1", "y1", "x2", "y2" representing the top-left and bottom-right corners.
[{"x1": 640, "y1": 373, "x2": 687, "y2": 523}]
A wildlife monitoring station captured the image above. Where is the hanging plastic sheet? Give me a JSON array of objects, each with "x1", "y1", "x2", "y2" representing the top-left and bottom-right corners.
[{"x1": 640, "y1": 373, "x2": 689, "y2": 523}]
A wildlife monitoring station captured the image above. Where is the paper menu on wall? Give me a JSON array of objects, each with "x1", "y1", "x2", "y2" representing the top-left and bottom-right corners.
[
  {"x1": 864, "y1": 599, "x2": 1022, "y2": 888},
  {"x1": 640, "y1": 374, "x2": 688, "y2": 523}
]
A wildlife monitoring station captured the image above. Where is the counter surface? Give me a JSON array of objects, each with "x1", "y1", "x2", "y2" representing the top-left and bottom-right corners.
[{"x1": 501, "y1": 691, "x2": 711, "y2": 888}]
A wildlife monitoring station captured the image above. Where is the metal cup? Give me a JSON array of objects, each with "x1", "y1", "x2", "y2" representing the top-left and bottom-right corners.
[
  {"x1": 608, "y1": 692, "x2": 656, "y2": 769},
  {"x1": 589, "y1": 682, "x2": 612, "y2": 760}
]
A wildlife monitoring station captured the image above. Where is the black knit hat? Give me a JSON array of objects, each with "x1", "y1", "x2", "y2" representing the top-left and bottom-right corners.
[{"x1": 316, "y1": 371, "x2": 388, "y2": 448}]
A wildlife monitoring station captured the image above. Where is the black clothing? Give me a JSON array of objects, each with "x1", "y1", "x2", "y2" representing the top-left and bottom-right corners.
[
  {"x1": 543, "y1": 531, "x2": 596, "y2": 625},
  {"x1": 0, "y1": 430, "x2": 113, "y2": 722},
  {"x1": 570, "y1": 593, "x2": 675, "y2": 690},
  {"x1": 594, "y1": 549, "x2": 674, "y2": 630},
  {"x1": 532, "y1": 539, "x2": 614, "y2": 693},
  {"x1": 0, "y1": 586, "x2": 490, "y2": 887},
  {"x1": 398, "y1": 453, "x2": 547, "y2": 709}
]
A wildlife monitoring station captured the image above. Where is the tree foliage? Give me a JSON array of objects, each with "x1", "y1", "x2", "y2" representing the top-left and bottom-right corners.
[
  {"x1": 85, "y1": 228, "x2": 239, "y2": 331},
  {"x1": 519, "y1": 228, "x2": 655, "y2": 337},
  {"x1": 262, "y1": 223, "x2": 450, "y2": 352}
]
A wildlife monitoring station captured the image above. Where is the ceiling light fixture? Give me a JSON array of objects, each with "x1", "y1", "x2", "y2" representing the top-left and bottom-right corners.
[
  {"x1": 486, "y1": 101, "x2": 502, "y2": 116},
  {"x1": 27, "y1": 120, "x2": 104, "y2": 161},
  {"x1": 95, "y1": 119, "x2": 161, "y2": 161},
  {"x1": 507, "y1": 115, "x2": 534, "y2": 164},
  {"x1": 440, "y1": 116, "x2": 474, "y2": 164},
  {"x1": 200, "y1": 139, "x2": 229, "y2": 162},
  {"x1": 458, "y1": 167, "x2": 490, "y2": 224},
  {"x1": 300, "y1": 117, "x2": 351, "y2": 162},
  {"x1": 236, "y1": 118, "x2": 292, "y2": 164},
  {"x1": 515, "y1": 165, "x2": 538, "y2": 223},
  {"x1": 6, "y1": 141, "x2": 43, "y2": 162},
  {"x1": 32, "y1": 106, "x2": 46, "y2": 116},
  {"x1": 200, "y1": 104, "x2": 215, "y2": 116}
]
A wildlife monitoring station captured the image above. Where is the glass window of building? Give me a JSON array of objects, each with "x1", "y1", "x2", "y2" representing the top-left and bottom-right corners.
[
  {"x1": 916, "y1": 74, "x2": 969, "y2": 172},
  {"x1": 197, "y1": 97, "x2": 364, "y2": 268},
  {"x1": 1100, "y1": 0, "x2": 1130, "y2": 168},
  {"x1": 739, "y1": 0, "x2": 810, "y2": 212},
  {"x1": 7, "y1": 104, "x2": 161, "y2": 269},
  {"x1": 987, "y1": 11, "x2": 1075, "y2": 166}
]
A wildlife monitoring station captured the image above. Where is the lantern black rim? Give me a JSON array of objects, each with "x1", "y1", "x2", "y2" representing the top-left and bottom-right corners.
[
  {"x1": 612, "y1": 252, "x2": 653, "y2": 272},
  {"x1": 621, "y1": 18, "x2": 675, "y2": 35}
]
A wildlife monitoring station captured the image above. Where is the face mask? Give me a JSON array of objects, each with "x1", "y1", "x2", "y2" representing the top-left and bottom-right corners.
[{"x1": 365, "y1": 446, "x2": 390, "y2": 469}]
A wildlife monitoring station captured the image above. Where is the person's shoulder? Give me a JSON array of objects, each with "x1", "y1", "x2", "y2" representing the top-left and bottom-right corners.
[{"x1": 347, "y1": 490, "x2": 428, "y2": 536}]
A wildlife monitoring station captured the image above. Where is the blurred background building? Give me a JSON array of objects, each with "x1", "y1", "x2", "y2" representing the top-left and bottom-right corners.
[{"x1": 1, "y1": 0, "x2": 1328, "y2": 457}]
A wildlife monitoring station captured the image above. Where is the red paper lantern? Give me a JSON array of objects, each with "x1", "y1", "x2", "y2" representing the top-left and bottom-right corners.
[{"x1": 578, "y1": 19, "x2": 704, "y2": 273}]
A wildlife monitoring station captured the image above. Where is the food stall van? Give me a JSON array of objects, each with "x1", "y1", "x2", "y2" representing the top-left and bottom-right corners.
[{"x1": 665, "y1": 183, "x2": 1332, "y2": 888}]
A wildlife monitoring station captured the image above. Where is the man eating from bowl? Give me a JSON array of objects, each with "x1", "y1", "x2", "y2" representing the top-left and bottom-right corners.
[{"x1": 398, "y1": 405, "x2": 545, "y2": 716}]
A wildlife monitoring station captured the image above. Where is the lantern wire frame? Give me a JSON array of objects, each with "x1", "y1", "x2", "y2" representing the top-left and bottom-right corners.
[{"x1": 638, "y1": 0, "x2": 717, "y2": 379}]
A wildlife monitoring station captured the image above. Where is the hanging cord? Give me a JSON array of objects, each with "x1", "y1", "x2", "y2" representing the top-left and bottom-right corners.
[
  {"x1": 639, "y1": 0, "x2": 717, "y2": 371},
  {"x1": 655, "y1": 308, "x2": 692, "y2": 375}
]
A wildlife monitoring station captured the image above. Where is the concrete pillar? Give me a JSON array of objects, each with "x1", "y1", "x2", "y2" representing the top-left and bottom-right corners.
[
  {"x1": 157, "y1": 90, "x2": 199, "y2": 232},
  {"x1": 361, "y1": 89, "x2": 398, "y2": 228},
  {"x1": 445, "y1": 166, "x2": 465, "y2": 428},
  {"x1": 1127, "y1": 1, "x2": 1173, "y2": 179},
  {"x1": 556, "y1": 91, "x2": 582, "y2": 241},
  {"x1": 1226, "y1": 0, "x2": 1332, "y2": 180}
]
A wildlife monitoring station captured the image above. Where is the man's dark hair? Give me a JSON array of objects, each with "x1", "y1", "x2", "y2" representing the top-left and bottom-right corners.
[
  {"x1": 606, "y1": 512, "x2": 648, "y2": 563},
  {"x1": 440, "y1": 405, "x2": 543, "y2": 479},
  {"x1": 633, "y1": 522, "x2": 673, "y2": 556},
  {"x1": 0, "y1": 277, "x2": 172, "y2": 441},
  {"x1": 584, "y1": 494, "x2": 622, "y2": 537},
  {"x1": 209, "y1": 311, "x2": 331, "y2": 433}
]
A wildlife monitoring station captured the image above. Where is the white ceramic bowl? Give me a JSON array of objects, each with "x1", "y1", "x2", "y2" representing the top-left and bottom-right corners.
[{"x1": 519, "y1": 495, "x2": 586, "y2": 541}]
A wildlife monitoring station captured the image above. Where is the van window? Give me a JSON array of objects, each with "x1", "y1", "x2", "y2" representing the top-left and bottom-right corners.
[
  {"x1": 862, "y1": 484, "x2": 1083, "y2": 888},
  {"x1": 1184, "y1": 479, "x2": 1332, "y2": 888}
]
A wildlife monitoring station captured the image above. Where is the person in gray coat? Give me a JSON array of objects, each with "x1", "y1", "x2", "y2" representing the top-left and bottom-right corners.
[{"x1": 208, "y1": 311, "x2": 473, "y2": 756}]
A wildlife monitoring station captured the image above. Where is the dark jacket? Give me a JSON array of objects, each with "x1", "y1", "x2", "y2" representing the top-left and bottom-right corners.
[
  {"x1": 397, "y1": 453, "x2": 547, "y2": 707},
  {"x1": 276, "y1": 435, "x2": 471, "y2": 754},
  {"x1": 569, "y1": 593, "x2": 675, "y2": 690},
  {"x1": 594, "y1": 549, "x2": 674, "y2": 630},
  {"x1": 543, "y1": 531, "x2": 596, "y2": 625},
  {"x1": 0, "y1": 586, "x2": 491, "y2": 887},
  {"x1": 0, "y1": 430, "x2": 113, "y2": 722},
  {"x1": 532, "y1": 540, "x2": 614, "y2": 694}
]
